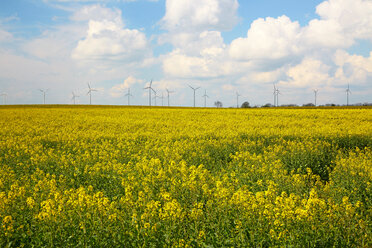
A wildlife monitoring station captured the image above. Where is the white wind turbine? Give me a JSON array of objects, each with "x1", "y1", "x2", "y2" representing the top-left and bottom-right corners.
[
  {"x1": 202, "y1": 89, "x2": 209, "y2": 108},
  {"x1": 125, "y1": 88, "x2": 133, "y2": 106},
  {"x1": 144, "y1": 80, "x2": 156, "y2": 106},
  {"x1": 160, "y1": 92, "x2": 165, "y2": 106},
  {"x1": 71, "y1": 91, "x2": 79, "y2": 105},
  {"x1": 236, "y1": 92, "x2": 241, "y2": 108},
  {"x1": 152, "y1": 92, "x2": 159, "y2": 106},
  {"x1": 0, "y1": 92, "x2": 7, "y2": 105},
  {"x1": 313, "y1": 89, "x2": 318, "y2": 106},
  {"x1": 87, "y1": 83, "x2": 97, "y2": 105},
  {"x1": 166, "y1": 88, "x2": 174, "y2": 107},
  {"x1": 273, "y1": 84, "x2": 277, "y2": 107},
  {"x1": 189, "y1": 85, "x2": 200, "y2": 107},
  {"x1": 346, "y1": 84, "x2": 351, "y2": 106},
  {"x1": 39, "y1": 89, "x2": 48, "y2": 104},
  {"x1": 274, "y1": 84, "x2": 281, "y2": 107}
]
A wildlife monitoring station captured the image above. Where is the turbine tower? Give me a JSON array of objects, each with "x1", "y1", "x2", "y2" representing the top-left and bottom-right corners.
[
  {"x1": 144, "y1": 80, "x2": 156, "y2": 106},
  {"x1": 153, "y1": 92, "x2": 160, "y2": 106},
  {"x1": 346, "y1": 84, "x2": 351, "y2": 106},
  {"x1": 313, "y1": 89, "x2": 318, "y2": 106},
  {"x1": 39, "y1": 89, "x2": 48, "y2": 104},
  {"x1": 202, "y1": 89, "x2": 209, "y2": 108},
  {"x1": 0, "y1": 92, "x2": 7, "y2": 105},
  {"x1": 189, "y1": 85, "x2": 200, "y2": 107},
  {"x1": 160, "y1": 92, "x2": 164, "y2": 106},
  {"x1": 236, "y1": 92, "x2": 241, "y2": 108},
  {"x1": 87, "y1": 83, "x2": 97, "y2": 105},
  {"x1": 275, "y1": 86, "x2": 281, "y2": 107},
  {"x1": 166, "y1": 88, "x2": 174, "y2": 107},
  {"x1": 273, "y1": 84, "x2": 277, "y2": 107},
  {"x1": 124, "y1": 88, "x2": 133, "y2": 106},
  {"x1": 71, "y1": 91, "x2": 79, "y2": 105}
]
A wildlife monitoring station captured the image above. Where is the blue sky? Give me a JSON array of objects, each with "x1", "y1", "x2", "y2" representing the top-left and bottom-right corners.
[{"x1": 0, "y1": 0, "x2": 371, "y2": 106}]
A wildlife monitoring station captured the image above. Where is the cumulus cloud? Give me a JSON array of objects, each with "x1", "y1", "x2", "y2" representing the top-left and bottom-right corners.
[
  {"x1": 162, "y1": 49, "x2": 236, "y2": 78},
  {"x1": 279, "y1": 58, "x2": 332, "y2": 88},
  {"x1": 333, "y1": 50, "x2": 372, "y2": 84},
  {"x1": 71, "y1": 4, "x2": 123, "y2": 23},
  {"x1": 72, "y1": 20, "x2": 148, "y2": 61},
  {"x1": 229, "y1": 16, "x2": 301, "y2": 61},
  {"x1": 161, "y1": 30, "x2": 235, "y2": 78},
  {"x1": 110, "y1": 76, "x2": 143, "y2": 97},
  {"x1": 0, "y1": 4, "x2": 154, "y2": 104},
  {"x1": 161, "y1": 0, "x2": 238, "y2": 32},
  {"x1": 316, "y1": 0, "x2": 372, "y2": 41},
  {"x1": 158, "y1": 0, "x2": 239, "y2": 79},
  {"x1": 165, "y1": 0, "x2": 372, "y2": 89},
  {"x1": 71, "y1": 5, "x2": 150, "y2": 63},
  {"x1": 277, "y1": 51, "x2": 372, "y2": 91},
  {"x1": 160, "y1": 30, "x2": 225, "y2": 56}
]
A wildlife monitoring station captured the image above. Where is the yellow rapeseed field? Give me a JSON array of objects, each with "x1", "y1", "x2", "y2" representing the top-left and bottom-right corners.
[{"x1": 0, "y1": 105, "x2": 371, "y2": 247}]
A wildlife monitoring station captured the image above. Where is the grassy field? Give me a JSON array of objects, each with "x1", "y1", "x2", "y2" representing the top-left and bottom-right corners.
[{"x1": 0, "y1": 105, "x2": 371, "y2": 247}]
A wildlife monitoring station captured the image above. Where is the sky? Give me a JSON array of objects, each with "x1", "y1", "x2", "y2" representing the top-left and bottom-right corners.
[{"x1": 0, "y1": 0, "x2": 371, "y2": 107}]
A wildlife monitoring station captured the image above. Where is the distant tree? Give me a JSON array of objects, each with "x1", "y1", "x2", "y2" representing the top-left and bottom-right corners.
[
  {"x1": 214, "y1": 101, "x2": 223, "y2": 108},
  {"x1": 241, "y1": 101, "x2": 250, "y2": 108},
  {"x1": 303, "y1": 103, "x2": 315, "y2": 107},
  {"x1": 262, "y1": 103, "x2": 273, "y2": 108}
]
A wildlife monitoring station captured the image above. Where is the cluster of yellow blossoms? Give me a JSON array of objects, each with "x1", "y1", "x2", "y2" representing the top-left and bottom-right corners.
[{"x1": 0, "y1": 105, "x2": 371, "y2": 247}]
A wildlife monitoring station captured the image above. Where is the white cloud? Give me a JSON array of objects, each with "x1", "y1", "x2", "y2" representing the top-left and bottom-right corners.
[
  {"x1": 301, "y1": 19, "x2": 352, "y2": 49},
  {"x1": 161, "y1": 0, "x2": 239, "y2": 32},
  {"x1": 0, "y1": 27, "x2": 13, "y2": 42},
  {"x1": 70, "y1": 4, "x2": 122, "y2": 23},
  {"x1": 163, "y1": 49, "x2": 234, "y2": 78},
  {"x1": 158, "y1": 0, "x2": 239, "y2": 78},
  {"x1": 229, "y1": 16, "x2": 301, "y2": 61},
  {"x1": 277, "y1": 50, "x2": 372, "y2": 91},
  {"x1": 110, "y1": 76, "x2": 143, "y2": 97},
  {"x1": 70, "y1": 5, "x2": 150, "y2": 65},
  {"x1": 161, "y1": 30, "x2": 234, "y2": 78},
  {"x1": 23, "y1": 24, "x2": 85, "y2": 60},
  {"x1": 245, "y1": 69, "x2": 285, "y2": 84},
  {"x1": 222, "y1": 84, "x2": 234, "y2": 91},
  {"x1": 72, "y1": 20, "x2": 148, "y2": 61},
  {"x1": 279, "y1": 58, "x2": 332, "y2": 88},
  {"x1": 316, "y1": 0, "x2": 372, "y2": 41},
  {"x1": 334, "y1": 50, "x2": 372, "y2": 84},
  {"x1": 160, "y1": 30, "x2": 225, "y2": 56}
]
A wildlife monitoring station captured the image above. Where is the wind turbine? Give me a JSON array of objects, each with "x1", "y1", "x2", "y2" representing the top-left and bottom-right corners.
[
  {"x1": 124, "y1": 88, "x2": 133, "y2": 106},
  {"x1": 346, "y1": 84, "x2": 351, "y2": 106},
  {"x1": 39, "y1": 89, "x2": 48, "y2": 104},
  {"x1": 166, "y1": 88, "x2": 174, "y2": 107},
  {"x1": 202, "y1": 89, "x2": 209, "y2": 108},
  {"x1": 189, "y1": 85, "x2": 200, "y2": 107},
  {"x1": 275, "y1": 86, "x2": 281, "y2": 107},
  {"x1": 313, "y1": 89, "x2": 318, "y2": 106},
  {"x1": 160, "y1": 92, "x2": 165, "y2": 106},
  {"x1": 144, "y1": 80, "x2": 156, "y2": 106},
  {"x1": 87, "y1": 83, "x2": 97, "y2": 105},
  {"x1": 152, "y1": 92, "x2": 160, "y2": 106},
  {"x1": 273, "y1": 84, "x2": 277, "y2": 107},
  {"x1": 0, "y1": 92, "x2": 7, "y2": 105},
  {"x1": 236, "y1": 92, "x2": 241, "y2": 108},
  {"x1": 71, "y1": 91, "x2": 79, "y2": 105}
]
